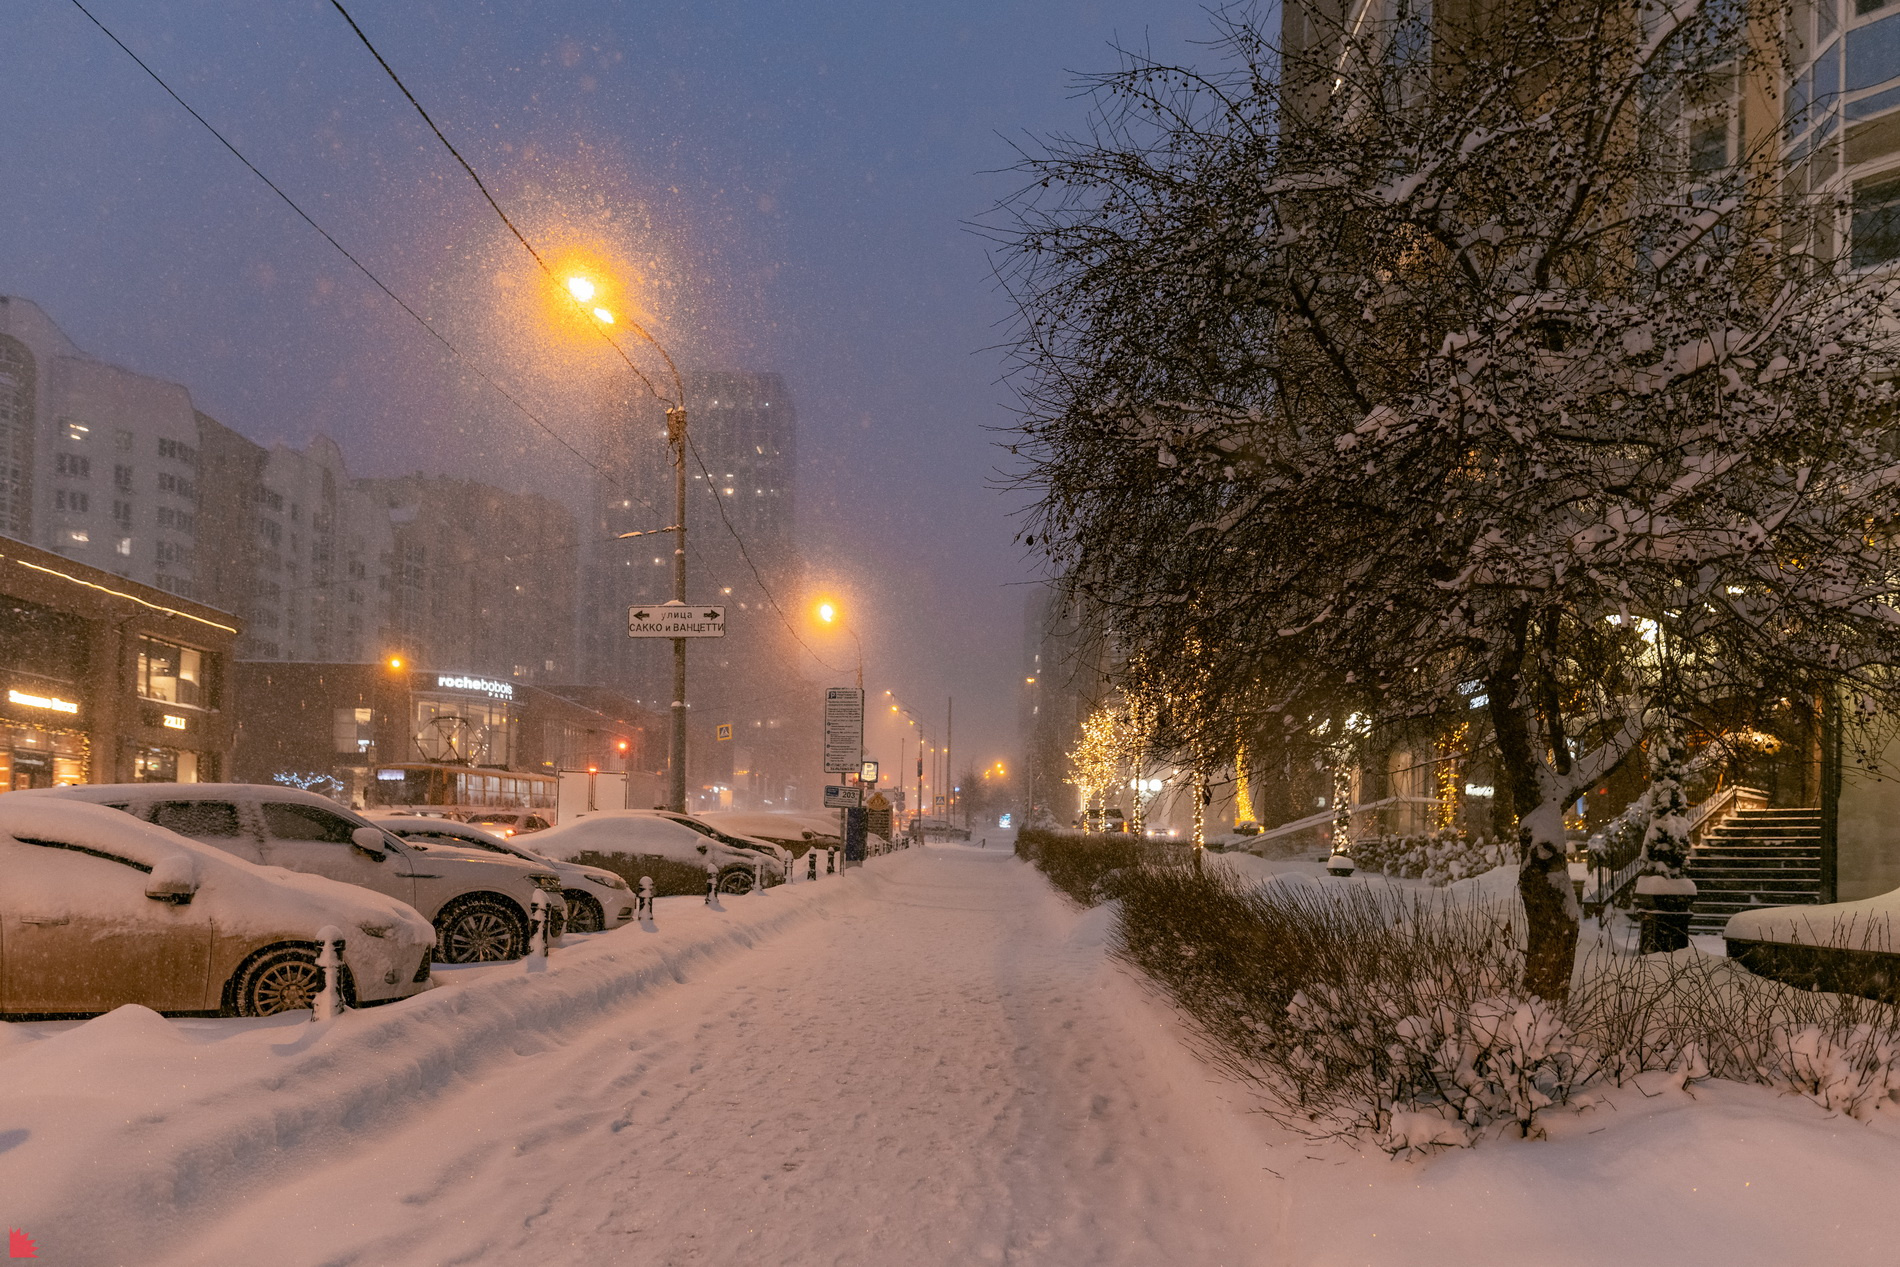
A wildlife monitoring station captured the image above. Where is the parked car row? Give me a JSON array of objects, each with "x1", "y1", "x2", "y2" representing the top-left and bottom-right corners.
[{"x1": 1, "y1": 788, "x2": 825, "y2": 1019}]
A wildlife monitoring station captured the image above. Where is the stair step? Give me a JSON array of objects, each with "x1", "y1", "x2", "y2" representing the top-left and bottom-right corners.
[{"x1": 1690, "y1": 875, "x2": 1820, "y2": 887}]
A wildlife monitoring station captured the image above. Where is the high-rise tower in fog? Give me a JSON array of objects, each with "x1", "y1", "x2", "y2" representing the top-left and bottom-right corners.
[{"x1": 582, "y1": 371, "x2": 817, "y2": 809}]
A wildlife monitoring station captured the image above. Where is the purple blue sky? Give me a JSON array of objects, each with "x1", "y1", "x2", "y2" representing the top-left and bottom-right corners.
[{"x1": 1, "y1": 0, "x2": 1207, "y2": 766}]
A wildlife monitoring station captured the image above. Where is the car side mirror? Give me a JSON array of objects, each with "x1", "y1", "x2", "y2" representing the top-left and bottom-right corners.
[
  {"x1": 696, "y1": 842, "x2": 708, "y2": 853},
  {"x1": 145, "y1": 854, "x2": 199, "y2": 904},
  {"x1": 351, "y1": 826, "x2": 388, "y2": 858}
]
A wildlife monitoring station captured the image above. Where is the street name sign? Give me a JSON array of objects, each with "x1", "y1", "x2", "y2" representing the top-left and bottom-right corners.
[
  {"x1": 823, "y1": 686, "x2": 864, "y2": 773},
  {"x1": 627, "y1": 603, "x2": 726, "y2": 638},
  {"x1": 823, "y1": 784, "x2": 863, "y2": 809}
]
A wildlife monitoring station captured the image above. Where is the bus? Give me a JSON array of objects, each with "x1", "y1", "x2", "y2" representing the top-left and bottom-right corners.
[{"x1": 366, "y1": 763, "x2": 556, "y2": 818}]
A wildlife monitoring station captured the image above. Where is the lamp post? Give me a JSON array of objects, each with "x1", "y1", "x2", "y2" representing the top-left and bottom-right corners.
[
  {"x1": 815, "y1": 601, "x2": 864, "y2": 690},
  {"x1": 666, "y1": 404, "x2": 689, "y2": 812},
  {"x1": 568, "y1": 272, "x2": 691, "y2": 813}
]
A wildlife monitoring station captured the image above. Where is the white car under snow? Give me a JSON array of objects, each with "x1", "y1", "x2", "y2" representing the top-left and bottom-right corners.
[
  {"x1": 19, "y1": 784, "x2": 566, "y2": 964},
  {"x1": 370, "y1": 816, "x2": 635, "y2": 933},
  {"x1": 0, "y1": 798, "x2": 436, "y2": 1017}
]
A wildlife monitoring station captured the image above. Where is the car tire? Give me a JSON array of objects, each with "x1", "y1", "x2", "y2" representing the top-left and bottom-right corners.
[
  {"x1": 228, "y1": 944, "x2": 353, "y2": 1017},
  {"x1": 716, "y1": 866, "x2": 756, "y2": 896},
  {"x1": 435, "y1": 895, "x2": 528, "y2": 963},
  {"x1": 562, "y1": 890, "x2": 605, "y2": 934}
]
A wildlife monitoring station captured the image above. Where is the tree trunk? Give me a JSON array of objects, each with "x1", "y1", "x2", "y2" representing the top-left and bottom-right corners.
[
  {"x1": 1517, "y1": 799, "x2": 1578, "y2": 1001},
  {"x1": 1489, "y1": 672, "x2": 1580, "y2": 1003}
]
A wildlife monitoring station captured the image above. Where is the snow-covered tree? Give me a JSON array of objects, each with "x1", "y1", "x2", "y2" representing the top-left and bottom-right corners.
[
  {"x1": 1639, "y1": 730, "x2": 1693, "y2": 879},
  {"x1": 998, "y1": 1, "x2": 1900, "y2": 997}
]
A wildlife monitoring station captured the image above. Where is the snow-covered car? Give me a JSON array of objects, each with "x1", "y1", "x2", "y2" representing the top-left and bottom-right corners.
[
  {"x1": 634, "y1": 810, "x2": 793, "y2": 870},
  {"x1": 534, "y1": 810, "x2": 781, "y2": 895},
  {"x1": 1726, "y1": 893, "x2": 1900, "y2": 1002},
  {"x1": 369, "y1": 816, "x2": 634, "y2": 934},
  {"x1": 917, "y1": 817, "x2": 972, "y2": 841},
  {"x1": 458, "y1": 809, "x2": 555, "y2": 836},
  {"x1": 20, "y1": 784, "x2": 565, "y2": 964},
  {"x1": 0, "y1": 797, "x2": 435, "y2": 1017},
  {"x1": 699, "y1": 811, "x2": 840, "y2": 853}
]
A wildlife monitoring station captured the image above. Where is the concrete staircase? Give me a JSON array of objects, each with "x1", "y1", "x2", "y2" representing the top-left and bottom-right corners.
[{"x1": 1686, "y1": 808, "x2": 1822, "y2": 936}]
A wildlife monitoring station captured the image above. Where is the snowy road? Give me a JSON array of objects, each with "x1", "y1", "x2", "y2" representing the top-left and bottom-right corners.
[{"x1": 164, "y1": 844, "x2": 1275, "y2": 1266}]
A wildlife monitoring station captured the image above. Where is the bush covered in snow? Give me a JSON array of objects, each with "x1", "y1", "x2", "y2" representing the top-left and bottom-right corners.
[
  {"x1": 1014, "y1": 829, "x2": 1191, "y2": 905},
  {"x1": 1101, "y1": 862, "x2": 1900, "y2": 1153},
  {"x1": 1353, "y1": 830, "x2": 1518, "y2": 886}
]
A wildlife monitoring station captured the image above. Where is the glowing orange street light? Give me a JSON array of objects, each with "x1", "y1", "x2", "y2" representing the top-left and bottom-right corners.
[
  {"x1": 566, "y1": 276, "x2": 596, "y2": 302},
  {"x1": 386, "y1": 656, "x2": 403, "y2": 670}
]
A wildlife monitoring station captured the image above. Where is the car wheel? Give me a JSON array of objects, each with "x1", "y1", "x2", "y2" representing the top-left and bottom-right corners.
[
  {"x1": 436, "y1": 895, "x2": 528, "y2": 963},
  {"x1": 230, "y1": 945, "x2": 351, "y2": 1017},
  {"x1": 562, "y1": 890, "x2": 605, "y2": 934},
  {"x1": 716, "y1": 866, "x2": 755, "y2": 895}
]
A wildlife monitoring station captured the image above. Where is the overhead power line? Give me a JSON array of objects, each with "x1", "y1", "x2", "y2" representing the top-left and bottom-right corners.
[
  {"x1": 328, "y1": 0, "x2": 680, "y2": 406},
  {"x1": 65, "y1": 0, "x2": 717, "y2": 578},
  {"x1": 325, "y1": 2, "x2": 853, "y2": 679}
]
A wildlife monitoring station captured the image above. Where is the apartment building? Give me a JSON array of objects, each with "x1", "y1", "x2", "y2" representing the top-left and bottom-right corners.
[
  {"x1": 0, "y1": 295, "x2": 205, "y2": 597},
  {"x1": 356, "y1": 473, "x2": 578, "y2": 685}
]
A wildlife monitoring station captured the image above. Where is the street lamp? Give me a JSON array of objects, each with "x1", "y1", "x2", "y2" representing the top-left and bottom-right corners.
[
  {"x1": 814, "y1": 599, "x2": 864, "y2": 690},
  {"x1": 566, "y1": 269, "x2": 692, "y2": 813}
]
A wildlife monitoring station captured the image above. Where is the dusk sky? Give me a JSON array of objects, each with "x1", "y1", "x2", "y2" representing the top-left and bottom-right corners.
[{"x1": 1, "y1": 0, "x2": 1205, "y2": 767}]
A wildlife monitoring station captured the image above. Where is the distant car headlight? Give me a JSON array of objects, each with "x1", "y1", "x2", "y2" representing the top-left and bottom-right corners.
[
  {"x1": 586, "y1": 873, "x2": 630, "y2": 890},
  {"x1": 528, "y1": 873, "x2": 563, "y2": 892}
]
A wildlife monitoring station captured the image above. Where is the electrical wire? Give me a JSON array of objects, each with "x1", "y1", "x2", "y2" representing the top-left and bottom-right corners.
[
  {"x1": 324, "y1": 2, "x2": 855, "y2": 679},
  {"x1": 65, "y1": 0, "x2": 732, "y2": 587},
  {"x1": 328, "y1": 0, "x2": 681, "y2": 407}
]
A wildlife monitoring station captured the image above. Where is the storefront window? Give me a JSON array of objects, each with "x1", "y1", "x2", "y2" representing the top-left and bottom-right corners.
[
  {"x1": 134, "y1": 745, "x2": 199, "y2": 783},
  {"x1": 138, "y1": 636, "x2": 213, "y2": 709},
  {"x1": 333, "y1": 706, "x2": 374, "y2": 755},
  {"x1": 2, "y1": 727, "x2": 87, "y2": 789},
  {"x1": 411, "y1": 695, "x2": 516, "y2": 767}
]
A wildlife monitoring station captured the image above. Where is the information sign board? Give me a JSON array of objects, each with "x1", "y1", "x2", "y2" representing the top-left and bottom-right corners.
[
  {"x1": 823, "y1": 784, "x2": 863, "y2": 809},
  {"x1": 823, "y1": 686, "x2": 864, "y2": 773}
]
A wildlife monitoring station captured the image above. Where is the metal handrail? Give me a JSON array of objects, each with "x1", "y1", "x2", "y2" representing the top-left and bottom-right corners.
[
  {"x1": 1587, "y1": 784, "x2": 1765, "y2": 911},
  {"x1": 1247, "y1": 795, "x2": 1450, "y2": 845}
]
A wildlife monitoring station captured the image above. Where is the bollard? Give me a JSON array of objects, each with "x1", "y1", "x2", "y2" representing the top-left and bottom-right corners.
[
  {"x1": 754, "y1": 859, "x2": 766, "y2": 893},
  {"x1": 312, "y1": 925, "x2": 346, "y2": 1022},
  {"x1": 808, "y1": 849, "x2": 818, "y2": 881},
  {"x1": 706, "y1": 866, "x2": 718, "y2": 906},
  {"x1": 638, "y1": 876, "x2": 655, "y2": 925},
  {"x1": 528, "y1": 891, "x2": 549, "y2": 960},
  {"x1": 784, "y1": 853, "x2": 794, "y2": 885},
  {"x1": 826, "y1": 847, "x2": 836, "y2": 874}
]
